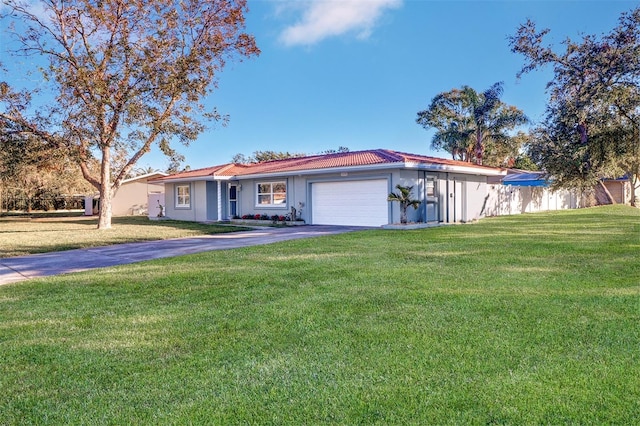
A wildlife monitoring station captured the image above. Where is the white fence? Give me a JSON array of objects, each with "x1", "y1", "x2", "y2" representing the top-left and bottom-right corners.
[{"x1": 483, "y1": 184, "x2": 584, "y2": 217}]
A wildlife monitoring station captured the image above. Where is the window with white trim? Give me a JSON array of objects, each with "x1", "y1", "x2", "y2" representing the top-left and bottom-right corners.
[
  {"x1": 176, "y1": 184, "x2": 191, "y2": 208},
  {"x1": 257, "y1": 182, "x2": 286, "y2": 206}
]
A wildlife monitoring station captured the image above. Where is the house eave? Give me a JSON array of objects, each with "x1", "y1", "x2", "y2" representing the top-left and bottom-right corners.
[
  {"x1": 233, "y1": 162, "x2": 403, "y2": 180},
  {"x1": 151, "y1": 175, "x2": 234, "y2": 184},
  {"x1": 155, "y1": 161, "x2": 506, "y2": 183},
  {"x1": 232, "y1": 162, "x2": 505, "y2": 180},
  {"x1": 405, "y1": 162, "x2": 507, "y2": 176}
]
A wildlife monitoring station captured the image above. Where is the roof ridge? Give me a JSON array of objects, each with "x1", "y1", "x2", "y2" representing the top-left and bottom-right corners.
[{"x1": 215, "y1": 163, "x2": 236, "y2": 175}]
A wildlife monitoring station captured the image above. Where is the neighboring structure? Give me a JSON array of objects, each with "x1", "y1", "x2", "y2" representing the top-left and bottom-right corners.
[
  {"x1": 113, "y1": 172, "x2": 167, "y2": 216},
  {"x1": 151, "y1": 149, "x2": 506, "y2": 226},
  {"x1": 86, "y1": 172, "x2": 167, "y2": 216},
  {"x1": 596, "y1": 177, "x2": 635, "y2": 205},
  {"x1": 483, "y1": 169, "x2": 636, "y2": 216}
]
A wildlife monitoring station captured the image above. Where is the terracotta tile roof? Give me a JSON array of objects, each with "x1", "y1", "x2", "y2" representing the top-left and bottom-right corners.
[
  {"x1": 153, "y1": 149, "x2": 504, "y2": 181},
  {"x1": 153, "y1": 164, "x2": 235, "y2": 180}
]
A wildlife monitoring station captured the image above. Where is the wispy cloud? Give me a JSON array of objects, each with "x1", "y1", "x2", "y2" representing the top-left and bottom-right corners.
[{"x1": 278, "y1": 0, "x2": 403, "y2": 47}]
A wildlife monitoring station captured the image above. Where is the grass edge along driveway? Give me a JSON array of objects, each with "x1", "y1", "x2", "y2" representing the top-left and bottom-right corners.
[
  {"x1": 0, "y1": 215, "x2": 249, "y2": 258},
  {"x1": 0, "y1": 205, "x2": 638, "y2": 424}
]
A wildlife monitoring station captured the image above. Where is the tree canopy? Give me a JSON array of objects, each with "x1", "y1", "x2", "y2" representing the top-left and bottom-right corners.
[
  {"x1": 231, "y1": 147, "x2": 350, "y2": 164},
  {"x1": 416, "y1": 82, "x2": 529, "y2": 167},
  {"x1": 1, "y1": 122, "x2": 94, "y2": 211},
  {"x1": 510, "y1": 7, "x2": 640, "y2": 205},
  {"x1": 232, "y1": 150, "x2": 306, "y2": 164},
  {"x1": 0, "y1": 0, "x2": 259, "y2": 228}
]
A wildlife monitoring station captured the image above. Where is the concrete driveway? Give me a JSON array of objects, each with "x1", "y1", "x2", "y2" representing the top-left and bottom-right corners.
[{"x1": 0, "y1": 225, "x2": 364, "y2": 285}]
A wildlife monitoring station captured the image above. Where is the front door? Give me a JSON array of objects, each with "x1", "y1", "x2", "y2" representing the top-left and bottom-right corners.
[{"x1": 229, "y1": 184, "x2": 238, "y2": 218}]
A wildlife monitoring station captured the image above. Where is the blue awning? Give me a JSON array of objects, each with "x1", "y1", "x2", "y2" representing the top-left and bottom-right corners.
[{"x1": 502, "y1": 172, "x2": 550, "y2": 187}]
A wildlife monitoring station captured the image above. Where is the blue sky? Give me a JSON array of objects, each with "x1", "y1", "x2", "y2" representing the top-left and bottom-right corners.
[{"x1": 3, "y1": 1, "x2": 639, "y2": 171}]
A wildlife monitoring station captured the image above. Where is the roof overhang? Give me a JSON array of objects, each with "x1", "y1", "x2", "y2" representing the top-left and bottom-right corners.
[
  {"x1": 151, "y1": 175, "x2": 234, "y2": 184},
  {"x1": 403, "y1": 161, "x2": 507, "y2": 176},
  {"x1": 154, "y1": 161, "x2": 506, "y2": 182},
  {"x1": 122, "y1": 172, "x2": 168, "y2": 184}
]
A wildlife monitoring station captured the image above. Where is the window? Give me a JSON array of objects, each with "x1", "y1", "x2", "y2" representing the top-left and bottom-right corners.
[
  {"x1": 176, "y1": 184, "x2": 190, "y2": 208},
  {"x1": 426, "y1": 179, "x2": 436, "y2": 197},
  {"x1": 257, "y1": 182, "x2": 286, "y2": 206}
]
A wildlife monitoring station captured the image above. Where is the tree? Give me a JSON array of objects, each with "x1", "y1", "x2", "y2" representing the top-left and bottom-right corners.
[
  {"x1": 1, "y1": 122, "x2": 94, "y2": 211},
  {"x1": 416, "y1": 82, "x2": 529, "y2": 166},
  {"x1": 231, "y1": 147, "x2": 349, "y2": 164},
  {"x1": 509, "y1": 8, "x2": 640, "y2": 205},
  {"x1": 387, "y1": 184, "x2": 421, "y2": 224},
  {"x1": 321, "y1": 146, "x2": 350, "y2": 154},
  {"x1": 233, "y1": 150, "x2": 306, "y2": 164},
  {"x1": 0, "y1": 0, "x2": 259, "y2": 228}
]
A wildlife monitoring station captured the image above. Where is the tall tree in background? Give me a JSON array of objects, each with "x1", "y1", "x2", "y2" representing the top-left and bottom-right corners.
[
  {"x1": 416, "y1": 82, "x2": 529, "y2": 166},
  {"x1": 510, "y1": 8, "x2": 640, "y2": 206},
  {"x1": 232, "y1": 150, "x2": 306, "y2": 164},
  {"x1": 1, "y1": 122, "x2": 94, "y2": 210},
  {"x1": 231, "y1": 147, "x2": 349, "y2": 164},
  {"x1": 0, "y1": 0, "x2": 259, "y2": 228}
]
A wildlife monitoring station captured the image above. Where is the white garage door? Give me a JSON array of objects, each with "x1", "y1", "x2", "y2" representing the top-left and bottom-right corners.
[{"x1": 311, "y1": 179, "x2": 389, "y2": 226}]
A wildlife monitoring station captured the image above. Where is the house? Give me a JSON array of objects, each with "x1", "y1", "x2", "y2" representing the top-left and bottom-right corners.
[
  {"x1": 85, "y1": 172, "x2": 167, "y2": 216},
  {"x1": 152, "y1": 149, "x2": 505, "y2": 227},
  {"x1": 113, "y1": 172, "x2": 167, "y2": 216}
]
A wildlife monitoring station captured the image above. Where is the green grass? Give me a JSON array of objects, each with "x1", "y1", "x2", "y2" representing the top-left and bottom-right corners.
[
  {"x1": 0, "y1": 215, "x2": 248, "y2": 258},
  {"x1": 1, "y1": 205, "x2": 638, "y2": 424}
]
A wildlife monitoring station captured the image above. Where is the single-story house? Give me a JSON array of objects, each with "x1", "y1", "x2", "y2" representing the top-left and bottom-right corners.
[
  {"x1": 151, "y1": 149, "x2": 507, "y2": 227},
  {"x1": 85, "y1": 172, "x2": 167, "y2": 216}
]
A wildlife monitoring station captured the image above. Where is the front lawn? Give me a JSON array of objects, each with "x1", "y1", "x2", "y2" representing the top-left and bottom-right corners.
[
  {"x1": 0, "y1": 215, "x2": 248, "y2": 258},
  {"x1": 0, "y1": 205, "x2": 638, "y2": 424}
]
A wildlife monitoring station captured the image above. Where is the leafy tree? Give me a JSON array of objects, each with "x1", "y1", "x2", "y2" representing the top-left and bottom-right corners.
[
  {"x1": 321, "y1": 146, "x2": 350, "y2": 154},
  {"x1": 416, "y1": 82, "x2": 529, "y2": 166},
  {"x1": 387, "y1": 184, "x2": 421, "y2": 224},
  {"x1": 0, "y1": 0, "x2": 259, "y2": 228},
  {"x1": 232, "y1": 150, "x2": 305, "y2": 164},
  {"x1": 231, "y1": 148, "x2": 349, "y2": 164},
  {"x1": 1, "y1": 123, "x2": 94, "y2": 211},
  {"x1": 510, "y1": 8, "x2": 640, "y2": 205},
  {"x1": 513, "y1": 154, "x2": 539, "y2": 171}
]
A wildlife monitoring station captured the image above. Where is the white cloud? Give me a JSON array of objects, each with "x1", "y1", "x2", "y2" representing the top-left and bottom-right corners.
[{"x1": 278, "y1": 0, "x2": 402, "y2": 47}]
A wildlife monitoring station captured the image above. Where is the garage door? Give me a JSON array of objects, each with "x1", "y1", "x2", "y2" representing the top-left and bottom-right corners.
[{"x1": 311, "y1": 179, "x2": 389, "y2": 226}]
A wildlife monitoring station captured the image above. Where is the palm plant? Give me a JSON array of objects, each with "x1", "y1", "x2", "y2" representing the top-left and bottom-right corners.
[
  {"x1": 417, "y1": 82, "x2": 529, "y2": 166},
  {"x1": 387, "y1": 184, "x2": 422, "y2": 224}
]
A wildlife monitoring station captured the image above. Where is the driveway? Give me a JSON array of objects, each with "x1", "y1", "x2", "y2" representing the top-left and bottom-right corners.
[{"x1": 0, "y1": 225, "x2": 364, "y2": 285}]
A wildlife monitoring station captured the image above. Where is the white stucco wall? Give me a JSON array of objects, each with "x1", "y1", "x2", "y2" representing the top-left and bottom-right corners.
[{"x1": 112, "y1": 178, "x2": 165, "y2": 216}]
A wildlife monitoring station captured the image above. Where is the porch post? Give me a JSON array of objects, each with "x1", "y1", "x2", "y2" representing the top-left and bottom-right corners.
[{"x1": 217, "y1": 180, "x2": 222, "y2": 221}]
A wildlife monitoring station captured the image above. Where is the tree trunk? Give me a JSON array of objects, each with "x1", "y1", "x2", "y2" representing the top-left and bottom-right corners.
[
  {"x1": 631, "y1": 173, "x2": 639, "y2": 207},
  {"x1": 97, "y1": 185, "x2": 113, "y2": 229},
  {"x1": 598, "y1": 180, "x2": 616, "y2": 205},
  {"x1": 475, "y1": 129, "x2": 483, "y2": 166},
  {"x1": 400, "y1": 204, "x2": 407, "y2": 224},
  {"x1": 97, "y1": 147, "x2": 113, "y2": 230}
]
